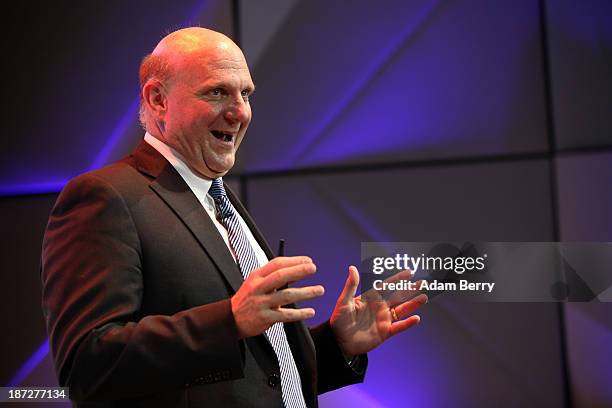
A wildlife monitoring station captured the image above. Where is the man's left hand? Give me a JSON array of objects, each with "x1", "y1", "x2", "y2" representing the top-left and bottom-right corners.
[{"x1": 329, "y1": 266, "x2": 427, "y2": 357}]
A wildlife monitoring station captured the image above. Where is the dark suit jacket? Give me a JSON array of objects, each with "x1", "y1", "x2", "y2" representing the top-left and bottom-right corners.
[{"x1": 41, "y1": 141, "x2": 366, "y2": 407}]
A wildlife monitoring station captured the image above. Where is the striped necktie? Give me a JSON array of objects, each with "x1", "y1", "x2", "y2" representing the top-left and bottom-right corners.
[{"x1": 209, "y1": 178, "x2": 307, "y2": 408}]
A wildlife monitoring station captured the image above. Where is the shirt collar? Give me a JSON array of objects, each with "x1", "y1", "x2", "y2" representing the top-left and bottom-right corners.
[{"x1": 143, "y1": 132, "x2": 214, "y2": 198}]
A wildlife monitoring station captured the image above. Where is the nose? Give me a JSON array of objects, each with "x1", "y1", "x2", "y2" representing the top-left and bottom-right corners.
[{"x1": 224, "y1": 96, "x2": 250, "y2": 124}]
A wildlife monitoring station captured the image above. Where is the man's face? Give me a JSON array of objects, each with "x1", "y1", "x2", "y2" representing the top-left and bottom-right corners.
[{"x1": 160, "y1": 43, "x2": 254, "y2": 178}]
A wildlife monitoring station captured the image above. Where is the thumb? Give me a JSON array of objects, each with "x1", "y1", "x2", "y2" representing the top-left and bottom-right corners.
[{"x1": 337, "y1": 265, "x2": 360, "y2": 305}]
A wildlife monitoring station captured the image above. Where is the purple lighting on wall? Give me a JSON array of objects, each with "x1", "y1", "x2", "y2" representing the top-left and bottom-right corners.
[
  {"x1": 0, "y1": 181, "x2": 68, "y2": 197},
  {"x1": 3, "y1": 0, "x2": 217, "y2": 389},
  {"x1": 88, "y1": 97, "x2": 141, "y2": 171},
  {"x1": 320, "y1": 385, "x2": 388, "y2": 408},
  {"x1": 0, "y1": 0, "x2": 214, "y2": 196},
  {"x1": 7, "y1": 339, "x2": 50, "y2": 387},
  {"x1": 89, "y1": 0, "x2": 212, "y2": 172},
  {"x1": 282, "y1": 0, "x2": 443, "y2": 168}
]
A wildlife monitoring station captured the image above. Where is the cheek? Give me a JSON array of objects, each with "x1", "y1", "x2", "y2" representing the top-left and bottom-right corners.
[
  {"x1": 168, "y1": 99, "x2": 216, "y2": 127},
  {"x1": 193, "y1": 109, "x2": 223, "y2": 135}
]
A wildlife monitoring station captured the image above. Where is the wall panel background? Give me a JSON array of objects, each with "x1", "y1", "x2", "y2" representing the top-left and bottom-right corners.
[{"x1": 0, "y1": 0, "x2": 610, "y2": 406}]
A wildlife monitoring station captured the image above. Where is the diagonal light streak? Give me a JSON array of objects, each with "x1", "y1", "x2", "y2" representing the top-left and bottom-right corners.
[
  {"x1": 88, "y1": 97, "x2": 140, "y2": 171},
  {"x1": 6, "y1": 0, "x2": 215, "y2": 386},
  {"x1": 88, "y1": 0, "x2": 212, "y2": 171},
  {"x1": 320, "y1": 386, "x2": 388, "y2": 408},
  {"x1": 287, "y1": 0, "x2": 445, "y2": 166},
  {"x1": 6, "y1": 339, "x2": 50, "y2": 387}
]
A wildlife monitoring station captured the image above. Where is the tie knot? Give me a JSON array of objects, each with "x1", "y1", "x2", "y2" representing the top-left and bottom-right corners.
[
  {"x1": 209, "y1": 178, "x2": 233, "y2": 220},
  {"x1": 209, "y1": 178, "x2": 227, "y2": 200}
]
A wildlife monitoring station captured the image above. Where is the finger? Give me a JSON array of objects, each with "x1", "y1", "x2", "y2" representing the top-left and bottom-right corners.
[
  {"x1": 393, "y1": 294, "x2": 428, "y2": 318},
  {"x1": 269, "y1": 307, "x2": 316, "y2": 323},
  {"x1": 387, "y1": 279, "x2": 425, "y2": 306},
  {"x1": 386, "y1": 269, "x2": 415, "y2": 283},
  {"x1": 258, "y1": 262, "x2": 317, "y2": 293},
  {"x1": 255, "y1": 256, "x2": 313, "y2": 278},
  {"x1": 389, "y1": 315, "x2": 421, "y2": 337},
  {"x1": 337, "y1": 265, "x2": 360, "y2": 305},
  {"x1": 362, "y1": 270, "x2": 418, "y2": 303},
  {"x1": 364, "y1": 269, "x2": 414, "y2": 296},
  {"x1": 267, "y1": 285, "x2": 325, "y2": 307}
]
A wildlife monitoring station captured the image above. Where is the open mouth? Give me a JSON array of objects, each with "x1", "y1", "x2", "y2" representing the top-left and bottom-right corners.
[{"x1": 211, "y1": 130, "x2": 234, "y2": 143}]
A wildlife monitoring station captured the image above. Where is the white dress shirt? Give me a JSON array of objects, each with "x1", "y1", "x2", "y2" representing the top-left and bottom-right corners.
[{"x1": 144, "y1": 132, "x2": 269, "y2": 268}]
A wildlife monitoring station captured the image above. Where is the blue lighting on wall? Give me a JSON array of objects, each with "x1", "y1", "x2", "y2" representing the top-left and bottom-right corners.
[
  {"x1": 88, "y1": 97, "x2": 140, "y2": 172},
  {"x1": 284, "y1": 0, "x2": 443, "y2": 167},
  {"x1": 7, "y1": 339, "x2": 50, "y2": 387}
]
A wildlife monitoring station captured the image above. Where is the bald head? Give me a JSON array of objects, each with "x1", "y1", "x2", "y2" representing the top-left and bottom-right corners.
[
  {"x1": 139, "y1": 28, "x2": 245, "y2": 117},
  {"x1": 152, "y1": 27, "x2": 238, "y2": 60},
  {"x1": 139, "y1": 27, "x2": 254, "y2": 179}
]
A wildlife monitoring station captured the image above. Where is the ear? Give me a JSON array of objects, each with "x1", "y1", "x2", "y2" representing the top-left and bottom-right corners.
[{"x1": 142, "y1": 79, "x2": 168, "y2": 122}]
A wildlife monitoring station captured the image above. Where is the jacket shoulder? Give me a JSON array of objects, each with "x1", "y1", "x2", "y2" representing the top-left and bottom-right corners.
[{"x1": 62, "y1": 161, "x2": 150, "y2": 200}]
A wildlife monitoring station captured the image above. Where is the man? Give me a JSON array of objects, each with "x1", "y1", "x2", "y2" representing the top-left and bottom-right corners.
[{"x1": 41, "y1": 27, "x2": 427, "y2": 407}]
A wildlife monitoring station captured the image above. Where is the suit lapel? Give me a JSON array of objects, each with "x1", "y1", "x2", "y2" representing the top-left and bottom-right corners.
[
  {"x1": 128, "y1": 141, "x2": 245, "y2": 294},
  {"x1": 225, "y1": 184, "x2": 276, "y2": 260},
  {"x1": 224, "y1": 181, "x2": 316, "y2": 362},
  {"x1": 127, "y1": 141, "x2": 315, "y2": 384}
]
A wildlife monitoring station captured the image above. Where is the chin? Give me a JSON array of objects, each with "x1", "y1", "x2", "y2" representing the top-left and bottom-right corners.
[
  {"x1": 198, "y1": 153, "x2": 232, "y2": 176},
  {"x1": 213, "y1": 159, "x2": 235, "y2": 173},
  {"x1": 212, "y1": 168, "x2": 230, "y2": 177},
  {"x1": 205, "y1": 164, "x2": 233, "y2": 177}
]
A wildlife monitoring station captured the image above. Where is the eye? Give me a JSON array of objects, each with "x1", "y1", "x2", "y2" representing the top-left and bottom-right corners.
[
  {"x1": 241, "y1": 89, "x2": 252, "y2": 101},
  {"x1": 210, "y1": 88, "x2": 223, "y2": 97}
]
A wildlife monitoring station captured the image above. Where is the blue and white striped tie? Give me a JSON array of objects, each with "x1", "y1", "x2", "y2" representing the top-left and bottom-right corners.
[{"x1": 209, "y1": 178, "x2": 307, "y2": 408}]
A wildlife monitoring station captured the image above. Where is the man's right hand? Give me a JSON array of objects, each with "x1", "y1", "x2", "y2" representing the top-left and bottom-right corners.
[{"x1": 231, "y1": 256, "x2": 324, "y2": 338}]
